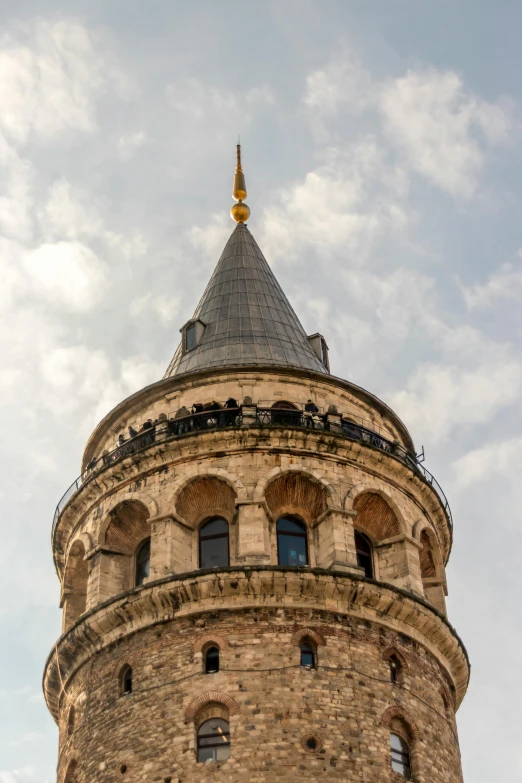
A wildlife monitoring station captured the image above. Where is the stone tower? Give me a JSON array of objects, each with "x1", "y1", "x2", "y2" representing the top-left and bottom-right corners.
[{"x1": 44, "y1": 148, "x2": 469, "y2": 783}]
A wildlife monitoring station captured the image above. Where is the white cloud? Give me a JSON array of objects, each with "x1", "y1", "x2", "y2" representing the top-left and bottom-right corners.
[
  {"x1": 379, "y1": 68, "x2": 512, "y2": 198},
  {"x1": 453, "y1": 436, "x2": 522, "y2": 487},
  {"x1": 0, "y1": 20, "x2": 107, "y2": 144},
  {"x1": 167, "y1": 78, "x2": 274, "y2": 120},
  {"x1": 304, "y1": 48, "x2": 372, "y2": 117},
  {"x1": 130, "y1": 293, "x2": 181, "y2": 324},
  {"x1": 24, "y1": 241, "x2": 107, "y2": 312},
  {"x1": 116, "y1": 130, "x2": 147, "y2": 160},
  {"x1": 0, "y1": 768, "x2": 35, "y2": 783},
  {"x1": 261, "y1": 140, "x2": 408, "y2": 263},
  {"x1": 391, "y1": 357, "x2": 522, "y2": 442},
  {"x1": 461, "y1": 252, "x2": 522, "y2": 310}
]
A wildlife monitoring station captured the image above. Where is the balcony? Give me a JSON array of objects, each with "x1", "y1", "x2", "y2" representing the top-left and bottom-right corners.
[{"x1": 52, "y1": 403, "x2": 452, "y2": 541}]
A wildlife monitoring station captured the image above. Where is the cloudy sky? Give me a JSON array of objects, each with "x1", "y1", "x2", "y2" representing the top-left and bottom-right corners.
[{"x1": 1, "y1": 1, "x2": 521, "y2": 780}]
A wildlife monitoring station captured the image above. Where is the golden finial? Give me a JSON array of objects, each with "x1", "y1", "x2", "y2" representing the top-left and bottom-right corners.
[{"x1": 231, "y1": 143, "x2": 251, "y2": 223}]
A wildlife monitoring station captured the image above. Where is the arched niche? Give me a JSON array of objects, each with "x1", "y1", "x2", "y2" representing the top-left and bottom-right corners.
[
  {"x1": 265, "y1": 472, "x2": 328, "y2": 525},
  {"x1": 419, "y1": 527, "x2": 447, "y2": 615},
  {"x1": 103, "y1": 500, "x2": 150, "y2": 554},
  {"x1": 62, "y1": 540, "x2": 88, "y2": 631},
  {"x1": 353, "y1": 492, "x2": 401, "y2": 541},
  {"x1": 93, "y1": 500, "x2": 151, "y2": 597},
  {"x1": 352, "y1": 492, "x2": 408, "y2": 587},
  {"x1": 175, "y1": 476, "x2": 236, "y2": 528}
]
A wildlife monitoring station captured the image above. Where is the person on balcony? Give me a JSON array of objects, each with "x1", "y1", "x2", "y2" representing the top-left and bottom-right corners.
[
  {"x1": 128, "y1": 425, "x2": 138, "y2": 438},
  {"x1": 304, "y1": 399, "x2": 319, "y2": 428},
  {"x1": 118, "y1": 434, "x2": 126, "y2": 446},
  {"x1": 224, "y1": 397, "x2": 238, "y2": 426}
]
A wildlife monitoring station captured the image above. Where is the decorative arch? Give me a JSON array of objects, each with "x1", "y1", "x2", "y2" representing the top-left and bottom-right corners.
[
  {"x1": 170, "y1": 468, "x2": 247, "y2": 509},
  {"x1": 100, "y1": 499, "x2": 151, "y2": 552},
  {"x1": 419, "y1": 526, "x2": 443, "y2": 578},
  {"x1": 254, "y1": 466, "x2": 337, "y2": 508},
  {"x1": 185, "y1": 691, "x2": 240, "y2": 723},
  {"x1": 382, "y1": 647, "x2": 408, "y2": 670},
  {"x1": 193, "y1": 633, "x2": 228, "y2": 654},
  {"x1": 381, "y1": 706, "x2": 420, "y2": 741},
  {"x1": 352, "y1": 491, "x2": 401, "y2": 541},
  {"x1": 62, "y1": 540, "x2": 88, "y2": 630},
  {"x1": 291, "y1": 627, "x2": 326, "y2": 647},
  {"x1": 176, "y1": 477, "x2": 237, "y2": 528},
  {"x1": 112, "y1": 654, "x2": 138, "y2": 679}
]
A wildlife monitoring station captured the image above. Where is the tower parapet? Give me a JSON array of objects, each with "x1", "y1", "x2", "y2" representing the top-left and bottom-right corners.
[{"x1": 45, "y1": 148, "x2": 468, "y2": 783}]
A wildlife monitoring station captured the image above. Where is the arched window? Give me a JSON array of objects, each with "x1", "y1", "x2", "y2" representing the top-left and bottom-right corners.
[
  {"x1": 389, "y1": 654, "x2": 402, "y2": 684},
  {"x1": 120, "y1": 665, "x2": 133, "y2": 695},
  {"x1": 197, "y1": 718, "x2": 231, "y2": 762},
  {"x1": 277, "y1": 517, "x2": 308, "y2": 566},
  {"x1": 135, "y1": 538, "x2": 151, "y2": 586},
  {"x1": 205, "y1": 646, "x2": 220, "y2": 673},
  {"x1": 390, "y1": 732, "x2": 412, "y2": 778},
  {"x1": 300, "y1": 640, "x2": 315, "y2": 668},
  {"x1": 199, "y1": 518, "x2": 230, "y2": 569},
  {"x1": 67, "y1": 705, "x2": 75, "y2": 736},
  {"x1": 355, "y1": 531, "x2": 373, "y2": 578}
]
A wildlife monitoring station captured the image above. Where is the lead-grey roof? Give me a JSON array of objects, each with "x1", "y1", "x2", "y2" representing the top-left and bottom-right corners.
[{"x1": 164, "y1": 223, "x2": 328, "y2": 377}]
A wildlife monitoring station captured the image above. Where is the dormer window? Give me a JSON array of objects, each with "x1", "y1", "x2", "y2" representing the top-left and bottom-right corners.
[
  {"x1": 307, "y1": 333, "x2": 330, "y2": 372},
  {"x1": 181, "y1": 318, "x2": 206, "y2": 353}
]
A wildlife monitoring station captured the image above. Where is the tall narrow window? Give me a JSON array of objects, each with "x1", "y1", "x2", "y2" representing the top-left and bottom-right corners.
[
  {"x1": 205, "y1": 646, "x2": 220, "y2": 673},
  {"x1": 135, "y1": 538, "x2": 151, "y2": 586},
  {"x1": 197, "y1": 718, "x2": 231, "y2": 762},
  {"x1": 277, "y1": 517, "x2": 308, "y2": 566},
  {"x1": 121, "y1": 665, "x2": 133, "y2": 695},
  {"x1": 67, "y1": 705, "x2": 75, "y2": 736},
  {"x1": 199, "y1": 518, "x2": 230, "y2": 569},
  {"x1": 355, "y1": 531, "x2": 373, "y2": 579},
  {"x1": 390, "y1": 733, "x2": 412, "y2": 778},
  {"x1": 389, "y1": 654, "x2": 402, "y2": 684},
  {"x1": 300, "y1": 641, "x2": 315, "y2": 668}
]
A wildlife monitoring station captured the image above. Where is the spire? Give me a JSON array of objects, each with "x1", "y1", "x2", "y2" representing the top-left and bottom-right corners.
[
  {"x1": 230, "y1": 143, "x2": 251, "y2": 224},
  {"x1": 164, "y1": 223, "x2": 329, "y2": 378}
]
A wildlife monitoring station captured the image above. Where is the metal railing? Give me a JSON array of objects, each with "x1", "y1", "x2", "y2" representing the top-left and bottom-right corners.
[{"x1": 52, "y1": 404, "x2": 452, "y2": 541}]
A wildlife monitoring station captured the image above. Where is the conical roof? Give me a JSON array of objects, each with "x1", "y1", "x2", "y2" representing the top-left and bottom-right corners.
[{"x1": 164, "y1": 223, "x2": 328, "y2": 377}]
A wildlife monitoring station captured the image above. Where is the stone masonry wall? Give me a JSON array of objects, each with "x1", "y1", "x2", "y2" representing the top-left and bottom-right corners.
[{"x1": 58, "y1": 607, "x2": 462, "y2": 783}]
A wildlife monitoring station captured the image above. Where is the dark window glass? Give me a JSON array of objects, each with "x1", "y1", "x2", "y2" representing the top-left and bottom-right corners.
[
  {"x1": 121, "y1": 666, "x2": 132, "y2": 695},
  {"x1": 355, "y1": 531, "x2": 373, "y2": 578},
  {"x1": 67, "y1": 706, "x2": 75, "y2": 736},
  {"x1": 197, "y1": 718, "x2": 231, "y2": 762},
  {"x1": 300, "y1": 641, "x2": 315, "y2": 668},
  {"x1": 199, "y1": 518, "x2": 230, "y2": 569},
  {"x1": 186, "y1": 323, "x2": 197, "y2": 351},
  {"x1": 277, "y1": 517, "x2": 308, "y2": 566},
  {"x1": 135, "y1": 538, "x2": 151, "y2": 586},
  {"x1": 205, "y1": 646, "x2": 220, "y2": 673},
  {"x1": 389, "y1": 654, "x2": 401, "y2": 684},
  {"x1": 390, "y1": 733, "x2": 411, "y2": 778}
]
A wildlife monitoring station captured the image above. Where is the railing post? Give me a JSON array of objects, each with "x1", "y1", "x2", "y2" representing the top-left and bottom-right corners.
[
  {"x1": 326, "y1": 407, "x2": 342, "y2": 433},
  {"x1": 155, "y1": 413, "x2": 169, "y2": 442},
  {"x1": 241, "y1": 398, "x2": 257, "y2": 427}
]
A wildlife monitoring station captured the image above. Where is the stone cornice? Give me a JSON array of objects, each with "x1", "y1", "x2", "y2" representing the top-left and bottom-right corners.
[{"x1": 42, "y1": 566, "x2": 470, "y2": 724}]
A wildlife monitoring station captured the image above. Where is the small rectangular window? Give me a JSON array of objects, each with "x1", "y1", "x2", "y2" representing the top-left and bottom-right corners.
[{"x1": 185, "y1": 323, "x2": 197, "y2": 351}]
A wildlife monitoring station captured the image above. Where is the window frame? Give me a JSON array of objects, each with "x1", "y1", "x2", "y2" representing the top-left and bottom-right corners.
[
  {"x1": 120, "y1": 664, "x2": 133, "y2": 696},
  {"x1": 135, "y1": 537, "x2": 151, "y2": 587},
  {"x1": 205, "y1": 645, "x2": 220, "y2": 674},
  {"x1": 354, "y1": 530, "x2": 374, "y2": 579},
  {"x1": 199, "y1": 517, "x2": 230, "y2": 570},
  {"x1": 276, "y1": 516, "x2": 309, "y2": 567},
  {"x1": 390, "y1": 731, "x2": 412, "y2": 779},
  {"x1": 196, "y1": 718, "x2": 231, "y2": 763},
  {"x1": 299, "y1": 640, "x2": 316, "y2": 668}
]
